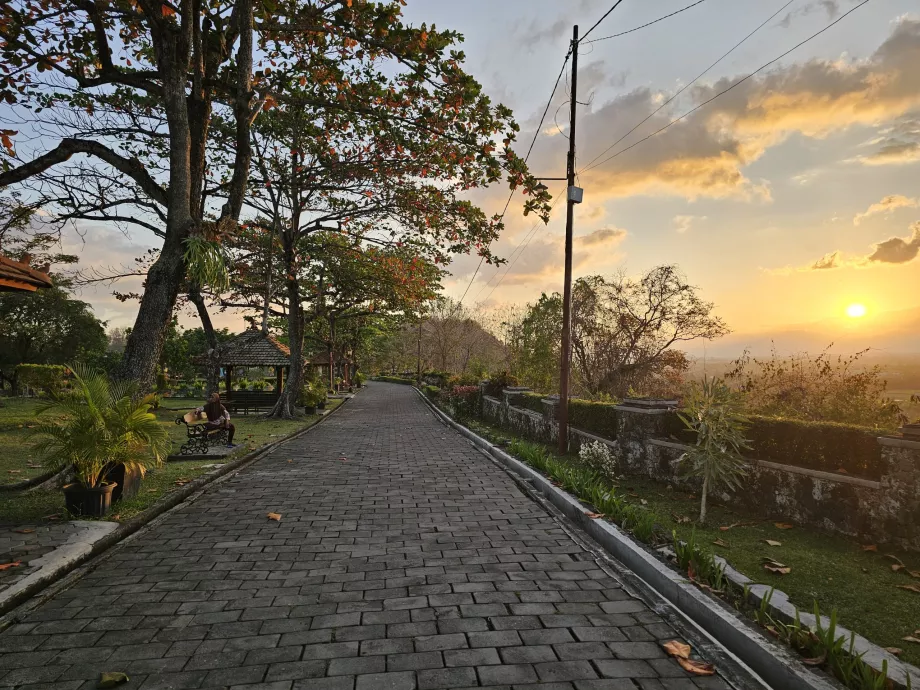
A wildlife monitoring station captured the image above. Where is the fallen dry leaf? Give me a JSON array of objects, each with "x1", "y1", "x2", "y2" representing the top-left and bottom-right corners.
[
  {"x1": 677, "y1": 658, "x2": 715, "y2": 676},
  {"x1": 585, "y1": 512, "x2": 605, "y2": 519},
  {"x1": 897, "y1": 584, "x2": 920, "y2": 594},
  {"x1": 12, "y1": 529, "x2": 34, "y2": 534},
  {"x1": 672, "y1": 513, "x2": 691, "y2": 525},
  {"x1": 339, "y1": 456, "x2": 348, "y2": 461},
  {"x1": 910, "y1": 571, "x2": 920, "y2": 579},
  {"x1": 886, "y1": 647, "x2": 904, "y2": 656},
  {"x1": 886, "y1": 554, "x2": 906, "y2": 567},
  {"x1": 712, "y1": 539, "x2": 729, "y2": 548},
  {"x1": 43, "y1": 514, "x2": 61, "y2": 521},
  {"x1": 802, "y1": 652, "x2": 827, "y2": 666},
  {"x1": 893, "y1": 564, "x2": 905, "y2": 573},
  {"x1": 902, "y1": 636, "x2": 920, "y2": 645},
  {"x1": 640, "y1": 499, "x2": 648, "y2": 506},
  {"x1": 0, "y1": 561, "x2": 22, "y2": 571},
  {"x1": 662, "y1": 640, "x2": 691, "y2": 659},
  {"x1": 267, "y1": 512, "x2": 282, "y2": 521},
  {"x1": 762, "y1": 557, "x2": 791, "y2": 575},
  {"x1": 8, "y1": 469, "x2": 21, "y2": 474},
  {"x1": 97, "y1": 672, "x2": 129, "y2": 689},
  {"x1": 764, "y1": 540, "x2": 782, "y2": 547},
  {"x1": 775, "y1": 523, "x2": 795, "y2": 530},
  {"x1": 862, "y1": 544, "x2": 878, "y2": 552},
  {"x1": 287, "y1": 459, "x2": 292, "y2": 463}
]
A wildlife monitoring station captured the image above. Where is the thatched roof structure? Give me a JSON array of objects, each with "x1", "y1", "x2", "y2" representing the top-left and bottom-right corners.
[{"x1": 216, "y1": 329, "x2": 292, "y2": 367}]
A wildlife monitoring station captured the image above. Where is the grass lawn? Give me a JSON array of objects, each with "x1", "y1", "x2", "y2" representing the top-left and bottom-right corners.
[
  {"x1": 465, "y1": 417, "x2": 920, "y2": 668},
  {"x1": 0, "y1": 395, "x2": 344, "y2": 523}
]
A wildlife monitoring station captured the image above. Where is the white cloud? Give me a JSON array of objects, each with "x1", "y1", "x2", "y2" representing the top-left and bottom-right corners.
[{"x1": 853, "y1": 194, "x2": 918, "y2": 224}]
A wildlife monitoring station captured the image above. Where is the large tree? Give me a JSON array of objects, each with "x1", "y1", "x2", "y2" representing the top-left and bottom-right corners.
[
  {"x1": 0, "y1": 1, "x2": 510, "y2": 391},
  {"x1": 223, "y1": 28, "x2": 548, "y2": 416},
  {"x1": 508, "y1": 266, "x2": 729, "y2": 398}
]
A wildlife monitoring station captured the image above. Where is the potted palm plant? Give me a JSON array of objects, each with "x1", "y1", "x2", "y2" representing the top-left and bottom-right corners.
[{"x1": 31, "y1": 365, "x2": 170, "y2": 517}]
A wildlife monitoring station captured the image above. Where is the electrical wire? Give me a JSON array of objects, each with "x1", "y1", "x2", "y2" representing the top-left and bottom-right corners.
[
  {"x1": 581, "y1": 0, "x2": 627, "y2": 42},
  {"x1": 583, "y1": 0, "x2": 708, "y2": 44},
  {"x1": 456, "y1": 49, "x2": 572, "y2": 309},
  {"x1": 580, "y1": 0, "x2": 869, "y2": 174},
  {"x1": 579, "y1": 0, "x2": 795, "y2": 173}
]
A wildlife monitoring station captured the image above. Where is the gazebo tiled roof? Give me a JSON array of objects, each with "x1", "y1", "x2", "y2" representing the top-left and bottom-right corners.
[
  {"x1": 218, "y1": 329, "x2": 292, "y2": 367},
  {"x1": 0, "y1": 254, "x2": 54, "y2": 292}
]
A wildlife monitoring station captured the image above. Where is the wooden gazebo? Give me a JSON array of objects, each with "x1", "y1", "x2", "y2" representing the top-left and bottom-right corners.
[
  {"x1": 217, "y1": 328, "x2": 292, "y2": 402},
  {"x1": 0, "y1": 253, "x2": 53, "y2": 292}
]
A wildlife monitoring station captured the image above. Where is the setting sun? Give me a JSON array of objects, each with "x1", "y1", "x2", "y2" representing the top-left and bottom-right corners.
[{"x1": 846, "y1": 303, "x2": 867, "y2": 318}]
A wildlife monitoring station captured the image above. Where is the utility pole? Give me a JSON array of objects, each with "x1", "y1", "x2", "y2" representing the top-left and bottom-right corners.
[
  {"x1": 416, "y1": 314, "x2": 423, "y2": 383},
  {"x1": 558, "y1": 25, "x2": 581, "y2": 455}
]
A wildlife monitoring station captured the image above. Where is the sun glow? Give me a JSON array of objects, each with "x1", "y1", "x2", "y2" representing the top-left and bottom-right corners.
[{"x1": 846, "y1": 303, "x2": 867, "y2": 318}]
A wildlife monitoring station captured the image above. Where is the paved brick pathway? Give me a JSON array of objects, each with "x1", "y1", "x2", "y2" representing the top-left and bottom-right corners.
[{"x1": 0, "y1": 383, "x2": 745, "y2": 690}]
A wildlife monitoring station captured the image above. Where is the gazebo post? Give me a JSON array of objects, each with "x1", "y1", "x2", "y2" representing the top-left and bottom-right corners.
[
  {"x1": 275, "y1": 366, "x2": 283, "y2": 396},
  {"x1": 225, "y1": 367, "x2": 233, "y2": 400}
]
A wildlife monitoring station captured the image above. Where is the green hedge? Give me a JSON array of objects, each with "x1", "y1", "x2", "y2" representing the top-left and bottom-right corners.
[
  {"x1": 16, "y1": 364, "x2": 69, "y2": 395},
  {"x1": 568, "y1": 399, "x2": 619, "y2": 440},
  {"x1": 746, "y1": 415, "x2": 883, "y2": 480},
  {"x1": 374, "y1": 375, "x2": 415, "y2": 385},
  {"x1": 516, "y1": 392, "x2": 545, "y2": 414}
]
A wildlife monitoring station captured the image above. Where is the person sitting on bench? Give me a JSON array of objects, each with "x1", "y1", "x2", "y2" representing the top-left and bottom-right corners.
[{"x1": 195, "y1": 392, "x2": 236, "y2": 447}]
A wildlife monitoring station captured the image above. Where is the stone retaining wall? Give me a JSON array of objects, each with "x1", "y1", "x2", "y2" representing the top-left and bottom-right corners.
[{"x1": 481, "y1": 387, "x2": 920, "y2": 550}]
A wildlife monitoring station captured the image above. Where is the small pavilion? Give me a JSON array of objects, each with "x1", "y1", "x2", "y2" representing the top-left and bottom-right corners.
[
  {"x1": 216, "y1": 328, "x2": 292, "y2": 401},
  {"x1": 0, "y1": 253, "x2": 53, "y2": 292}
]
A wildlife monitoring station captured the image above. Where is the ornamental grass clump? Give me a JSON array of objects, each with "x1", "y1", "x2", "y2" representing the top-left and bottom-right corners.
[{"x1": 30, "y1": 364, "x2": 170, "y2": 489}]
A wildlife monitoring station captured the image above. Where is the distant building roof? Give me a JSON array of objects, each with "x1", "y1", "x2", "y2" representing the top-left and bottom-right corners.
[
  {"x1": 0, "y1": 254, "x2": 54, "y2": 292},
  {"x1": 217, "y1": 329, "x2": 292, "y2": 367}
]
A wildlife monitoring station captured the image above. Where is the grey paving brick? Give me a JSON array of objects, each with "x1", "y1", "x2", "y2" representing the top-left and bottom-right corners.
[
  {"x1": 416, "y1": 666, "x2": 477, "y2": 690},
  {"x1": 535, "y1": 661, "x2": 598, "y2": 682},
  {"x1": 353, "y1": 671, "x2": 416, "y2": 690}
]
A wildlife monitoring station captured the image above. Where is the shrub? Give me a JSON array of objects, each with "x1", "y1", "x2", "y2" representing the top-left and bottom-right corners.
[
  {"x1": 354, "y1": 372, "x2": 366, "y2": 387},
  {"x1": 443, "y1": 385, "x2": 480, "y2": 419},
  {"x1": 422, "y1": 371, "x2": 450, "y2": 388},
  {"x1": 375, "y1": 375, "x2": 415, "y2": 385},
  {"x1": 728, "y1": 346, "x2": 905, "y2": 429},
  {"x1": 484, "y1": 371, "x2": 519, "y2": 398},
  {"x1": 447, "y1": 372, "x2": 481, "y2": 388},
  {"x1": 16, "y1": 364, "x2": 69, "y2": 396},
  {"x1": 579, "y1": 440, "x2": 618, "y2": 482},
  {"x1": 747, "y1": 416, "x2": 883, "y2": 480}
]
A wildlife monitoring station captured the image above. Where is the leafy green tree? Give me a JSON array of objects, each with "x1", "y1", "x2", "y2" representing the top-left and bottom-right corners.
[
  {"x1": 678, "y1": 377, "x2": 750, "y2": 524},
  {"x1": 0, "y1": 286, "x2": 107, "y2": 393}
]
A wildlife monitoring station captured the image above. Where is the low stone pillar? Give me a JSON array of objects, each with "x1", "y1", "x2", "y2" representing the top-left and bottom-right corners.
[
  {"x1": 540, "y1": 395, "x2": 560, "y2": 445},
  {"x1": 613, "y1": 399, "x2": 681, "y2": 475},
  {"x1": 501, "y1": 386, "x2": 532, "y2": 408},
  {"x1": 875, "y1": 435, "x2": 920, "y2": 550}
]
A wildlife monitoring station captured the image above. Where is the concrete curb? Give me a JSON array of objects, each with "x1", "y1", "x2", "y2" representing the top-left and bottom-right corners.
[
  {"x1": 415, "y1": 389, "x2": 847, "y2": 690},
  {"x1": 0, "y1": 397, "x2": 351, "y2": 622}
]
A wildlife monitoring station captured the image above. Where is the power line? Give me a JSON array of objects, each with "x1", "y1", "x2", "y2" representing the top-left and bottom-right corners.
[
  {"x1": 581, "y1": 0, "x2": 627, "y2": 42},
  {"x1": 457, "y1": 50, "x2": 571, "y2": 309},
  {"x1": 579, "y1": 0, "x2": 794, "y2": 173},
  {"x1": 580, "y1": 0, "x2": 869, "y2": 174},
  {"x1": 584, "y1": 0, "x2": 708, "y2": 44},
  {"x1": 475, "y1": 185, "x2": 567, "y2": 306}
]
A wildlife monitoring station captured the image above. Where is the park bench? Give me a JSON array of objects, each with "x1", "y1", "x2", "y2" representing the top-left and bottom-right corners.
[
  {"x1": 225, "y1": 391, "x2": 278, "y2": 415},
  {"x1": 175, "y1": 410, "x2": 228, "y2": 455}
]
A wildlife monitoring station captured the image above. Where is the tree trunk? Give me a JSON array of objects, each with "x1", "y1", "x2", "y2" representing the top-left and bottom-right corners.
[
  {"x1": 267, "y1": 241, "x2": 303, "y2": 419},
  {"x1": 188, "y1": 284, "x2": 221, "y2": 396},
  {"x1": 699, "y1": 474, "x2": 709, "y2": 524},
  {"x1": 117, "y1": 237, "x2": 187, "y2": 390}
]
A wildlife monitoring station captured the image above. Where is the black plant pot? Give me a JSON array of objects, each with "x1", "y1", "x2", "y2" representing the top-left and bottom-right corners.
[
  {"x1": 304, "y1": 405, "x2": 317, "y2": 415},
  {"x1": 63, "y1": 482, "x2": 116, "y2": 517},
  {"x1": 317, "y1": 400, "x2": 326, "y2": 410},
  {"x1": 104, "y1": 463, "x2": 142, "y2": 502}
]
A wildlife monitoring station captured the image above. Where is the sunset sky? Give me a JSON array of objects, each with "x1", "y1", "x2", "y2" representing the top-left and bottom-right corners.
[{"x1": 58, "y1": 0, "x2": 920, "y2": 353}]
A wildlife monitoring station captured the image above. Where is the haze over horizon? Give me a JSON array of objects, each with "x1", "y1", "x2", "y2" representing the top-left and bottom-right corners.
[{"x1": 53, "y1": 0, "x2": 920, "y2": 357}]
